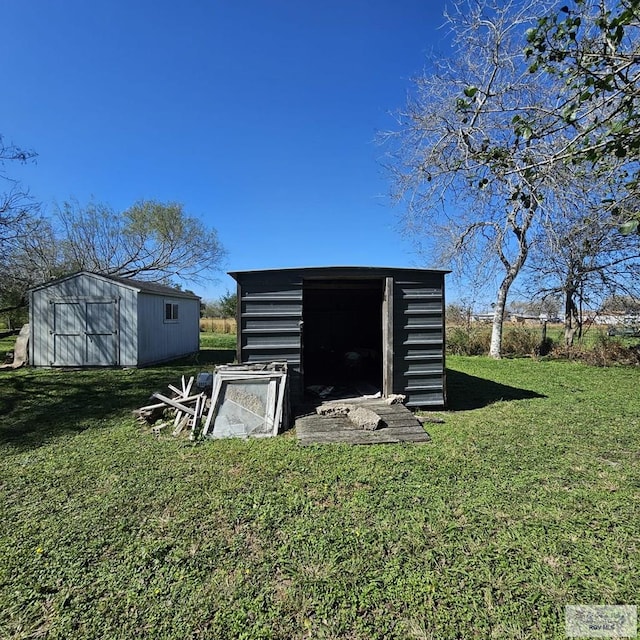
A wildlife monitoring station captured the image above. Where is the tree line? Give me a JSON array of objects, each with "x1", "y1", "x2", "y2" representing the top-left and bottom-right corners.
[
  {"x1": 385, "y1": 0, "x2": 640, "y2": 356},
  {"x1": 4, "y1": 0, "x2": 639, "y2": 355},
  {"x1": 0, "y1": 135, "x2": 226, "y2": 325}
]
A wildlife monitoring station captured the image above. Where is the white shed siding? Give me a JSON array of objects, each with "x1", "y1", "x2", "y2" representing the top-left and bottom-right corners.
[
  {"x1": 136, "y1": 293, "x2": 200, "y2": 365},
  {"x1": 117, "y1": 287, "x2": 138, "y2": 367},
  {"x1": 30, "y1": 285, "x2": 51, "y2": 366},
  {"x1": 30, "y1": 272, "x2": 199, "y2": 367}
]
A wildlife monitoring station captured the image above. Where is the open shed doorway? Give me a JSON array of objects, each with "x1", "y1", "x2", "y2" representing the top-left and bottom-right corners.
[{"x1": 302, "y1": 279, "x2": 384, "y2": 395}]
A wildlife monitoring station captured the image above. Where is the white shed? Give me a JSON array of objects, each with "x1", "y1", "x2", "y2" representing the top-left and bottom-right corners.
[{"x1": 29, "y1": 272, "x2": 201, "y2": 367}]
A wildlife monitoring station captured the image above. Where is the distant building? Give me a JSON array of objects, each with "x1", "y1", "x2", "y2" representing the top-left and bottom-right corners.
[
  {"x1": 594, "y1": 312, "x2": 640, "y2": 326},
  {"x1": 510, "y1": 314, "x2": 549, "y2": 325},
  {"x1": 471, "y1": 313, "x2": 494, "y2": 323}
]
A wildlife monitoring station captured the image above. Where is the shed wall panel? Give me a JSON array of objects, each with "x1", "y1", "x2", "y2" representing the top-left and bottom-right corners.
[
  {"x1": 237, "y1": 273, "x2": 303, "y2": 399},
  {"x1": 117, "y1": 288, "x2": 138, "y2": 366},
  {"x1": 136, "y1": 294, "x2": 200, "y2": 366},
  {"x1": 392, "y1": 274, "x2": 446, "y2": 407}
]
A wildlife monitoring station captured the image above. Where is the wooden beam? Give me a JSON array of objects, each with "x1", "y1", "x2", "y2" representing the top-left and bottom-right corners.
[{"x1": 151, "y1": 393, "x2": 196, "y2": 416}]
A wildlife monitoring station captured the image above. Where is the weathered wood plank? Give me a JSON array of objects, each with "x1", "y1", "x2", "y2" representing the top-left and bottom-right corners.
[
  {"x1": 151, "y1": 393, "x2": 196, "y2": 416},
  {"x1": 172, "y1": 413, "x2": 190, "y2": 436},
  {"x1": 297, "y1": 429, "x2": 431, "y2": 445},
  {"x1": 139, "y1": 394, "x2": 203, "y2": 413},
  {"x1": 379, "y1": 418, "x2": 424, "y2": 427},
  {"x1": 296, "y1": 416, "x2": 354, "y2": 429},
  {"x1": 296, "y1": 420, "x2": 424, "y2": 434},
  {"x1": 295, "y1": 397, "x2": 431, "y2": 445},
  {"x1": 379, "y1": 426, "x2": 431, "y2": 437},
  {"x1": 298, "y1": 425, "x2": 431, "y2": 440}
]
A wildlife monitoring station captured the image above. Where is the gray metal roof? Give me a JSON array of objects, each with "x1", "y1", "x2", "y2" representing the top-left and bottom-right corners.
[
  {"x1": 30, "y1": 271, "x2": 200, "y2": 299},
  {"x1": 229, "y1": 265, "x2": 451, "y2": 279}
]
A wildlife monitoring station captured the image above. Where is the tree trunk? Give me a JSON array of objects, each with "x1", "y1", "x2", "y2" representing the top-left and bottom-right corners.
[
  {"x1": 564, "y1": 289, "x2": 580, "y2": 347},
  {"x1": 489, "y1": 279, "x2": 510, "y2": 359}
]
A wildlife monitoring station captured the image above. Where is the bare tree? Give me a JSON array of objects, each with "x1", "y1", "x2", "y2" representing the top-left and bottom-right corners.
[
  {"x1": 508, "y1": 297, "x2": 561, "y2": 318},
  {"x1": 0, "y1": 134, "x2": 43, "y2": 318},
  {"x1": 0, "y1": 217, "x2": 62, "y2": 318},
  {"x1": 384, "y1": 0, "x2": 565, "y2": 357},
  {"x1": 525, "y1": 168, "x2": 640, "y2": 344},
  {"x1": 601, "y1": 294, "x2": 640, "y2": 314},
  {"x1": 0, "y1": 134, "x2": 39, "y2": 253}
]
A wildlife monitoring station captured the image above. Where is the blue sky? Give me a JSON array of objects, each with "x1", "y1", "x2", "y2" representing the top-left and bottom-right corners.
[{"x1": 2, "y1": 0, "x2": 454, "y2": 301}]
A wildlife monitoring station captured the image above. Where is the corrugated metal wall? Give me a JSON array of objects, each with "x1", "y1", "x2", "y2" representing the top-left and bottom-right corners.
[
  {"x1": 392, "y1": 274, "x2": 446, "y2": 408},
  {"x1": 237, "y1": 271, "x2": 304, "y2": 399}
]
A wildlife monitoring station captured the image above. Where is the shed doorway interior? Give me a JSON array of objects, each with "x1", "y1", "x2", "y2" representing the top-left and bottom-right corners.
[{"x1": 302, "y1": 279, "x2": 383, "y2": 394}]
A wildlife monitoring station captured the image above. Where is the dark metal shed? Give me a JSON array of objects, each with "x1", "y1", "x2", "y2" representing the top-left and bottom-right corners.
[{"x1": 229, "y1": 266, "x2": 449, "y2": 409}]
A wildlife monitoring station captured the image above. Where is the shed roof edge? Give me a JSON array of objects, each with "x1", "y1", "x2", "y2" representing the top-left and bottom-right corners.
[
  {"x1": 29, "y1": 271, "x2": 201, "y2": 299},
  {"x1": 228, "y1": 265, "x2": 451, "y2": 280}
]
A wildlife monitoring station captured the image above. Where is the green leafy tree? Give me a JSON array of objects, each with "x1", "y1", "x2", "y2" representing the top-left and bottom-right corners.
[
  {"x1": 522, "y1": 0, "x2": 640, "y2": 232},
  {"x1": 218, "y1": 291, "x2": 237, "y2": 319},
  {"x1": 56, "y1": 199, "x2": 227, "y2": 284},
  {"x1": 2, "y1": 199, "x2": 227, "y2": 315}
]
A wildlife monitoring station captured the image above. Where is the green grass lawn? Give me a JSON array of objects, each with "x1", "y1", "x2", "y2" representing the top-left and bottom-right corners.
[
  {"x1": 1, "y1": 355, "x2": 638, "y2": 639},
  {"x1": 0, "y1": 332, "x2": 237, "y2": 360},
  {"x1": 0, "y1": 335, "x2": 17, "y2": 362},
  {"x1": 199, "y1": 331, "x2": 237, "y2": 351}
]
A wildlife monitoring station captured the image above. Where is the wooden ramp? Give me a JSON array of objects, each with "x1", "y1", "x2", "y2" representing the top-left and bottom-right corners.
[{"x1": 295, "y1": 398, "x2": 432, "y2": 446}]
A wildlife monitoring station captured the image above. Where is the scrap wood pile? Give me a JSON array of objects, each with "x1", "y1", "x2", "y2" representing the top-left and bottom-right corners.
[
  {"x1": 134, "y1": 362, "x2": 289, "y2": 440},
  {"x1": 134, "y1": 374, "x2": 209, "y2": 440}
]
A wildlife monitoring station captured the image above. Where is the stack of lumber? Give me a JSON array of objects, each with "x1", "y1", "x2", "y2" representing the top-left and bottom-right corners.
[{"x1": 296, "y1": 398, "x2": 433, "y2": 446}]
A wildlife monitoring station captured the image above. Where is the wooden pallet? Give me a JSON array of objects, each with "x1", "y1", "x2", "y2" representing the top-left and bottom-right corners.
[{"x1": 295, "y1": 398, "x2": 432, "y2": 446}]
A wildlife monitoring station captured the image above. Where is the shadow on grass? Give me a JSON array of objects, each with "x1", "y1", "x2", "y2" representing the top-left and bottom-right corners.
[
  {"x1": 446, "y1": 369, "x2": 546, "y2": 411},
  {"x1": 0, "y1": 349, "x2": 237, "y2": 450},
  {"x1": 171, "y1": 350, "x2": 236, "y2": 367}
]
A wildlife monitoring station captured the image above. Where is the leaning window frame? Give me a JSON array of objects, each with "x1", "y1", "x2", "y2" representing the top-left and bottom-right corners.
[{"x1": 202, "y1": 369, "x2": 288, "y2": 439}]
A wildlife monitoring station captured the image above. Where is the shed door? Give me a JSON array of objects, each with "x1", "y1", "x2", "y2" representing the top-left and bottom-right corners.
[
  {"x1": 52, "y1": 299, "x2": 118, "y2": 366},
  {"x1": 85, "y1": 301, "x2": 118, "y2": 365}
]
